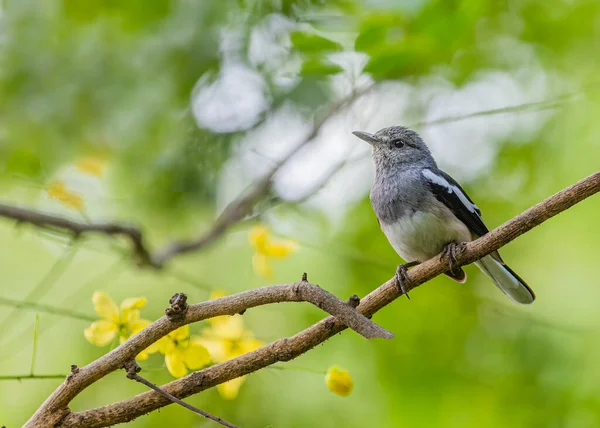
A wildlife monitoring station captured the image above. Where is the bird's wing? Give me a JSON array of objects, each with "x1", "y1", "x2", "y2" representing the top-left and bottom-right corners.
[{"x1": 421, "y1": 168, "x2": 489, "y2": 237}]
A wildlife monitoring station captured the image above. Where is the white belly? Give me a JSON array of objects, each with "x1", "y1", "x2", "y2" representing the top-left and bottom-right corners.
[{"x1": 380, "y1": 209, "x2": 472, "y2": 262}]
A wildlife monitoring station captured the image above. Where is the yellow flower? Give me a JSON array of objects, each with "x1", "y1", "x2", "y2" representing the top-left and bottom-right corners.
[
  {"x1": 84, "y1": 292, "x2": 159, "y2": 360},
  {"x1": 76, "y1": 156, "x2": 106, "y2": 177},
  {"x1": 46, "y1": 181, "x2": 84, "y2": 210},
  {"x1": 325, "y1": 365, "x2": 353, "y2": 397},
  {"x1": 248, "y1": 225, "x2": 297, "y2": 279},
  {"x1": 217, "y1": 376, "x2": 246, "y2": 400},
  {"x1": 197, "y1": 296, "x2": 263, "y2": 399},
  {"x1": 159, "y1": 325, "x2": 211, "y2": 378}
]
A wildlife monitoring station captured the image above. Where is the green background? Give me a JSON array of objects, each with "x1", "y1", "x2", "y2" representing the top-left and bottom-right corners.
[{"x1": 0, "y1": 0, "x2": 599, "y2": 426}]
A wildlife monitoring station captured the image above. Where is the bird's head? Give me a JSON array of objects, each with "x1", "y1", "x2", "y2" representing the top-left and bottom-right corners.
[{"x1": 352, "y1": 126, "x2": 433, "y2": 168}]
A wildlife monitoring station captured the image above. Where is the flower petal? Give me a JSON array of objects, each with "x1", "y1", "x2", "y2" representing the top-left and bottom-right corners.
[
  {"x1": 77, "y1": 156, "x2": 106, "y2": 177},
  {"x1": 120, "y1": 297, "x2": 147, "y2": 325},
  {"x1": 238, "y1": 338, "x2": 263, "y2": 355},
  {"x1": 193, "y1": 337, "x2": 229, "y2": 363},
  {"x1": 264, "y1": 240, "x2": 297, "y2": 258},
  {"x1": 129, "y1": 319, "x2": 160, "y2": 356},
  {"x1": 248, "y1": 225, "x2": 269, "y2": 251},
  {"x1": 144, "y1": 340, "x2": 161, "y2": 355},
  {"x1": 120, "y1": 297, "x2": 147, "y2": 312},
  {"x1": 165, "y1": 349, "x2": 188, "y2": 378},
  {"x1": 212, "y1": 315, "x2": 245, "y2": 340},
  {"x1": 169, "y1": 325, "x2": 190, "y2": 342},
  {"x1": 136, "y1": 349, "x2": 150, "y2": 361},
  {"x1": 129, "y1": 319, "x2": 151, "y2": 335},
  {"x1": 182, "y1": 341, "x2": 211, "y2": 370},
  {"x1": 252, "y1": 252, "x2": 273, "y2": 279},
  {"x1": 325, "y1": 365, "x2": 353, "y2": 397},
  {"x1": 84, "y1": 320, "x2": 118, "y2": 346},
  {"x1": 159, "y1": 336, "x2": 175, "y2": 355},
  {"x1": 46, "y1": 181, "x2": 85, "y2": 210},
  {"x1": 217, "y1": 376, "x2": 246, "y2": 400},
  {"x1": 209, "y1": 290, "x2": 227, "y2": 300},
  {"x1": 91, "y1": 291, "x2": 120, "y2": 323}
]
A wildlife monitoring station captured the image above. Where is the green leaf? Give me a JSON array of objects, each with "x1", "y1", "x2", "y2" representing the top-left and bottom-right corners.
[
  {"x1": 291, "y1": 32, "x2": 343, "y2": 53},
  {"x1": 300, "y1": 56, "x2": 344, "y2": 76},
  {"x1": 355, "y1": 13, "x2": 408, "y2": 53}
]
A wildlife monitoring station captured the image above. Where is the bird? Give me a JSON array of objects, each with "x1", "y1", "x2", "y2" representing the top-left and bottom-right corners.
[{"x1": 352, "y1": 125, "x2": 535, "y2": 304}]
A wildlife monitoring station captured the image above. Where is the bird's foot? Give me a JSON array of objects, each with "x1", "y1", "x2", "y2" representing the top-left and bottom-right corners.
[
  {"x1": 440, "y1": 242, "x2": 466, "y2": 275},
  {"x1": 395, "y1": 261, "x2": 420, "y2": 300}
]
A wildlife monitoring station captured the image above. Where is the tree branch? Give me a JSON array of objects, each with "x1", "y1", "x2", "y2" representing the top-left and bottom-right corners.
[
  {"x1": 0, "y1": 203, "x2": 154, "y2": 266},
  {"x1": 1, "y1": 91, "x2": 576, "y2": 271},
  {"x1": 0, "y1": 91, "x2": 366, "y2": 270},
  {"x1": 24, "y1": 278, "x2": 393, "y2": 427},
  {"x1": 23, "y1": 171, "x2": 599, "y2": 427}
]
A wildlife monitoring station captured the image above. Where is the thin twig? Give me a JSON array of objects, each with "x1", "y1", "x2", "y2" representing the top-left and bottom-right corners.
[
  {"x1": 411, "y1": 93, "x2": 579, "y2": 128},
  {"x1": 0, "y1": 260, "x2": 125, "y2": 362},
  {"x1": 150, "y1": 90, "x2": 369, "y2": 266},
  {"x1": 25, "y1": 171, "x2": 600, "y2": 428},
  {"x1": 0, "y1": 297, "x2": 96, "y2": 322},
  {"x1": 0, "y1": 204, "x2": 154, "y2": 265},
  {"x1": 123, "y1": 361, "x2": 239, "y2": 428},
  {"x1": 1, "y1": 91, "x2": 578, "y2": 271},
  {"x1": 0, "y1": 374, "x2": 67, "y2": 381},
  {"x1": 0, "y1": 92, "x2": 365, "y2": 270},
  {"x1": 0, "y1": 241, "x2": 79, "y2": 341}
]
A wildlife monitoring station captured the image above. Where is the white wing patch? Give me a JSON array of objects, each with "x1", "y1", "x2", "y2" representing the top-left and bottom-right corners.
[{"x1": 421, "y1": 169, "x2": 480, "y2": 214}]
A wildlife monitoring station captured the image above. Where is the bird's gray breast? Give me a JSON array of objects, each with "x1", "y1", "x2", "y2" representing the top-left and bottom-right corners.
[{"x1": 370, "y1": 169, "x2": 427, "y2": 224}]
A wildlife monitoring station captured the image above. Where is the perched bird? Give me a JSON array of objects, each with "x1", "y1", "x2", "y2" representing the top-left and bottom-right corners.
[{"x1": 353, "y1": 126, "x2": 535, "y2": 304}]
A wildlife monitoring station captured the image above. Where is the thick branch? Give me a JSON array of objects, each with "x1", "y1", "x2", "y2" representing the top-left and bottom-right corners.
[
  {"x1": 25, "y1": 280, "x2": 392, "y2": 427},
  {"x1": 48, "y1": 170, "x2": 600, "y2": 428}
]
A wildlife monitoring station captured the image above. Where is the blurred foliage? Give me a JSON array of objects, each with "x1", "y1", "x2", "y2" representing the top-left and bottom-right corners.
[{"x1": 0, "y1": 0, "x2": 600, "y2": 427}]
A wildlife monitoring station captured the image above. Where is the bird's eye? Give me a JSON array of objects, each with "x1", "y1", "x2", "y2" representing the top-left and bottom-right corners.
[{"x1": 393, "y1": 140, "x2": 405, "y2": 149}]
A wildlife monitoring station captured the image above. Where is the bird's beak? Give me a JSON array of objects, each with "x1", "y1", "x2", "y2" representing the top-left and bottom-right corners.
[{"x1": 352, "y1": 131, "x2": 379, "y2": 146}]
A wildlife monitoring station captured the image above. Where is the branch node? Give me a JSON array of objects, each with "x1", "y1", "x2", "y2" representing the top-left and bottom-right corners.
[
  {"x1": 347, "y1": 294, "x2": 360, "y2": 308},
  {"x1": 292, "y1": 282, "x2": 302, "y2": 297},
  {"x1": 273, "y1": 338, "x2": 294, "y2": 362},
  {"x1": 66, "y1": 365, "x2": 79, "y2": 381},
  {"x1": 123, "y1": 360, "x2": 142, "y2": 379},
  {"x1": 324, "y1": 318, "x2": 337, "y2": 331},
  {"x1": 165, "y1": 293, "x2": 188, "y2": 321},
  {"x1": 237, "y1": 309, "x2": 247, "y2": 316}
]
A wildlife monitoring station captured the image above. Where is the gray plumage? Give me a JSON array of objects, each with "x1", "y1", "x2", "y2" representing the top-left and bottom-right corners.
[{"x1": 353, "y1": 125, "x2": 535, "y2": 304}]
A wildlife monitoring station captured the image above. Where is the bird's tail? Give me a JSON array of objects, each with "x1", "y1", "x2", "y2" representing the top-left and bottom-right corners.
[{"x1": 475, "y1": 255, "x2": 535, "y2": 304}]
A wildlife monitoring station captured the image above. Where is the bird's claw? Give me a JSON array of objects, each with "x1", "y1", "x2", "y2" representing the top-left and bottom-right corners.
[
  {"x1": 440, "y1": 242, "x2": 465, "y2": 275},
  {"x1": 395, "y1": 261, "x2": 419, "y2": 300}
]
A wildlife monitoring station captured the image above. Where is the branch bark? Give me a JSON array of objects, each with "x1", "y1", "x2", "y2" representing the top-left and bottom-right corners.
[
  {"x1": 25, "y1": 279, "x2": 393, "y2": 427},
  {"x1": 22, "y1": 171, "x2": 598, "y2": 427}
]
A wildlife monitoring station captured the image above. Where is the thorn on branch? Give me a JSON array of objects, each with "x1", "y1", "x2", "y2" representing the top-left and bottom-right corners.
[
  {"x1": 165, "y1": 293, "x2": 188, "y2": 321},
  {"x1": 237, "y1": 309, "x2": 246, "y2": 316},
  {"x1": 301, "y1": 272, "x2": 308, "y2": 282}
]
